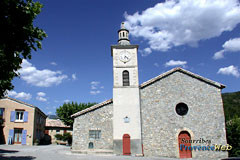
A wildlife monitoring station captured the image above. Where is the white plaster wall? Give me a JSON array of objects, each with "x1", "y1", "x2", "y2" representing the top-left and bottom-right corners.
[{"x1": 113, "y1": 87, "x2": 142, "y2": 140}]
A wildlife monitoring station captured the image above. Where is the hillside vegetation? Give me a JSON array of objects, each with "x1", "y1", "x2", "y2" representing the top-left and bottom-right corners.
[
  {"x1": 222, "y1": 91, "x2": 240, "y2": 121},
  {"x1": 222, "y1": 91, "x2": 240, "y2": 157}
]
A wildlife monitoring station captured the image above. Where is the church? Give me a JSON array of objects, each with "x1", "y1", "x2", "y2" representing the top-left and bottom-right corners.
[{"x1": 71, "y1": 23, "x2": 228, "y2": 159}]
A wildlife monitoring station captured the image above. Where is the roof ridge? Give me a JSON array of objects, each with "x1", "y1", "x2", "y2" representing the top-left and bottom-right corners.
[
  {"x1": 2, "y1": 97, "x2": 47, "y2": 118},
  {"x1": 140, "y1": 67, "x2": 225, "y2": 89},
  {"x1": 71, "y1": 99, "x2": 113, "y2": 118}
]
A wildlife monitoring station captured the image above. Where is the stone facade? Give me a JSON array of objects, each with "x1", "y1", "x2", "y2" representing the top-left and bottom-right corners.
[
  {"x1": 140, "y1": 71, "x2": 228, "y2": 159},
  {"x1": 72, "y1": 69, "x2": 228, "y2": 159},
  {"x1": 72, "y1": 103, "x2": 113, "y2": 152}
]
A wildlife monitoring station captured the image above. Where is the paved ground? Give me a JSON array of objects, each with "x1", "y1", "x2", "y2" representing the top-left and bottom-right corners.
[{"x1": 0, "y1": 144, "x2": 179, "y2": 160}]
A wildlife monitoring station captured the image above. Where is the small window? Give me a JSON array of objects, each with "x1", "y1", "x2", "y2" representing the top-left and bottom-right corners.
[
  {"x1": 123, "y1": 32, "x2": 125, "y2": 37},
  {"x1": 89, "y1": 142, "x2": 94, "y2": 149},
  {"x1": 15, "y1": 111, "x2": 24, "y2": 121},
  {"x1": 56, "y1": 129, "x2": 60, "y2": 133},
  {"x1": 122, "y1": 70, "x2": 130, "y2": 86},
  {"x1": 176, "y1": 103, "x2": 189, "y2": 116},
  {"x1": 89, "y1": 130, "x2": 101, "y2": 139}
]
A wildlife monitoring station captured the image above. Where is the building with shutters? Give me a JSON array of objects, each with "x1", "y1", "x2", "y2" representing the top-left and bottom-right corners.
[
  {"x1": 0, "y1": 97, "x2": 47, "y2": 145},
  {"x1": 71, "y1": 23, "x2": 228, "y2": 159}
]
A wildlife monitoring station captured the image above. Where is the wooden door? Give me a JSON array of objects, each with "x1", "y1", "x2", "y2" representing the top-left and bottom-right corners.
[
  {"x1": 178, "y1": 131, "x2": 192, "y2": 158},
  {"x1": 123, "y1": 134, "x2": 131, "y2": 155},
  {"x1": 14, "y1": 128, "x2": 23, "y2": 144}
]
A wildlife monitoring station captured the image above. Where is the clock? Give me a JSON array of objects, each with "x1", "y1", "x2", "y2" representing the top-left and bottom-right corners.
[{"x1": 120, "y1": 51, "x2": 131, "y2": 63}]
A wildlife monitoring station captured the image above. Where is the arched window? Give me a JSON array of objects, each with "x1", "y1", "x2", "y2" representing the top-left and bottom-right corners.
[
  {"x1": 123, "y1": 32, "x2": 125, "y2": 37},
  {"x1": 122, "y1": 70, "x2": 130, "y2": 86},
  {"x1": 88, "y1": 142, "x2": 94, "y2": 149}
]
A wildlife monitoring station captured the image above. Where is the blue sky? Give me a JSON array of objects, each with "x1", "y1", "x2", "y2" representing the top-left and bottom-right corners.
[{"x1": 7, "y1": 0, "x2": 240, "y2": 115}]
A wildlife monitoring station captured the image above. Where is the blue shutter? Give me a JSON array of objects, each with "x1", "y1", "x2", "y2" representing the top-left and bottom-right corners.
[
  {"x1": 24, "y1": 111, "x2": 28, "y2": 122},
  {"x1": 21, "y1": 130, "x2": 27, "y2": 145},
  {"x1": 8, "y1": 129, "x2": 14, "y2": 144},
  {"x1": 10, "y1": 111, "x2": 15, "y2": 122}
]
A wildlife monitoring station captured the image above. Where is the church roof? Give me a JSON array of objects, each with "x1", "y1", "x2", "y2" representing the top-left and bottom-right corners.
[
  {"x1": 140, "y1": 67, "x2": 225, "y2": 89},
  {"x1": 71, "y1": 99, "x2": 113, "y2": 118},
  {"x1": 71, "y1": 67, "x2": 225, "y2": 118}
]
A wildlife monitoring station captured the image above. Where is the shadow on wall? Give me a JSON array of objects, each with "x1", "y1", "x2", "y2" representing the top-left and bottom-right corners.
[{"x1": 0, "y1": 149, "x2": 35, "y2": 160}]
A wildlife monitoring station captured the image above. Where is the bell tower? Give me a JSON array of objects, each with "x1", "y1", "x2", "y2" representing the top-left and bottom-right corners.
[{"x1": 111, "y1": 22, "x2": 142, "y2": 156}]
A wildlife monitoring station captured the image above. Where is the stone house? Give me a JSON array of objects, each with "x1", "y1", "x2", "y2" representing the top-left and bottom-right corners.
[
  {"x1": 71, "y1": 23, "x2": 228, "y2": 159},
  {"x1": 45, "y1": 117, "x2": 72, "y2": 144},
  {"x1": 0, "y1": 97, "x2": 47, "y2": 145}
]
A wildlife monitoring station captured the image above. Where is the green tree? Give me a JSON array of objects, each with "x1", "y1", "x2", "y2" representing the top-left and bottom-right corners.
[
  {"x1": 55, "y1": 133, "x2": 72, "y2": 145},
  {"x1": 56, "y1": 102, "x2": 96, "y2": 127},
  {"x1": 0, "y1": 0, "x2": 47, "y2": 98},
  {"x1": 226, "y1": 116, "x2": 240, "y2": 157}
]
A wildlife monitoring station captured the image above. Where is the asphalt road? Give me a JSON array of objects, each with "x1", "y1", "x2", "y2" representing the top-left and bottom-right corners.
[{"x1": 0, "y1": 144, "x2": 178, "y2": 160}]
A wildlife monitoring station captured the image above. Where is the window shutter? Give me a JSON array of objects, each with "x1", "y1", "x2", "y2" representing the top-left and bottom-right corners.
[
  {"x1": 21, "y1": 130, "x2": 27, "y2": 145},
  {"x1": 10, "y1": 111, "x2": 15, "y2": 122},
  {"x1": 8, "y1": 129, "x2": 14, "y2": 144},
  {"x1": 24, "y1": 111, "x2": 28, "y2": 122}
]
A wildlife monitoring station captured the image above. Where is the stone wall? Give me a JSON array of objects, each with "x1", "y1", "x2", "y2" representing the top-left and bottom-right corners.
[
  {"x1": 72, "y1": 103, "x2": 113, "y2": 151},
  {"x1": 140, "y1": 71, "x2": 228, "y2": 159}
]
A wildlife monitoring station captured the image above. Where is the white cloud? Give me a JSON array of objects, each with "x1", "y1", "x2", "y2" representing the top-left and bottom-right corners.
[
  {"x1": 223, "y1": 38, "x2": 240, "y2": 52},
  {"x1": 213, "y1": 50, "x2": 225, "y2": 60},
  {"x1": 18, "y1": 60, "x2": 68, "y2": 87},
  {"x1": 72, "y1": 73, "x2": 77, "y2": 80},
  {"x1": 124, "y1": 0, "x2": 240, "y2": 53},
  {"x1": 217, "y1": 65, "x2": 240, "y2": 77},
  {"x1": 36, "y1": 96, "x2": 47, "y2": 102},
  {"x1": 140, "y1": 48, "x2": 152, "y2": 57},
  {"x1": 37, "y1": 92, "x2": 46, "y2": 97},
  {"x1": 165, "y1": 60, "x2": 187, "y2": 67},
  {"x1": 90, "y1": 81, "x2": 103, "y2": 95},
  {"x1": 213, "y1": 38, "x2": 240, "y2": 59},
  {"x1": 50, "y1": 62, "x2": 57, "y2": 66},
  {"x1": 91, "y1": 81, "x2": 100, "y2": 90},
  {"x1": 36, "y1": 92, "x2": 47, "y2": 102},
  {"x1": 7, "y1": 91, "x2": 32, "y2": 100},
  {"x1": 91, "y1": 81, "x2": 100, "y2": 85},
  {"x1": 90, "y1": 90, "x2": 101, "y2": 95},
  {"x1": 154, "y1": 63, "x2": 159, "y2": 67},
  {"x1": 64, "y1": 99, "x2": 70, "y2": 103}
]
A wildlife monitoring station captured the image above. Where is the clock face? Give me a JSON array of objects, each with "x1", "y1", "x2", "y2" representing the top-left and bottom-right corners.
[{"x1": 120, "y1": 51, "x2": 131, "y2": 63}]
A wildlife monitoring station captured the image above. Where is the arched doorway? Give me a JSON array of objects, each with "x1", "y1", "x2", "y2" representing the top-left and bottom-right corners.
[
  {"x1": 122, "y1": 134, "x2": 131, "y2": 155},
  {"x1": 178, "y1": 131, "x2": 192, "y2": 158}
]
